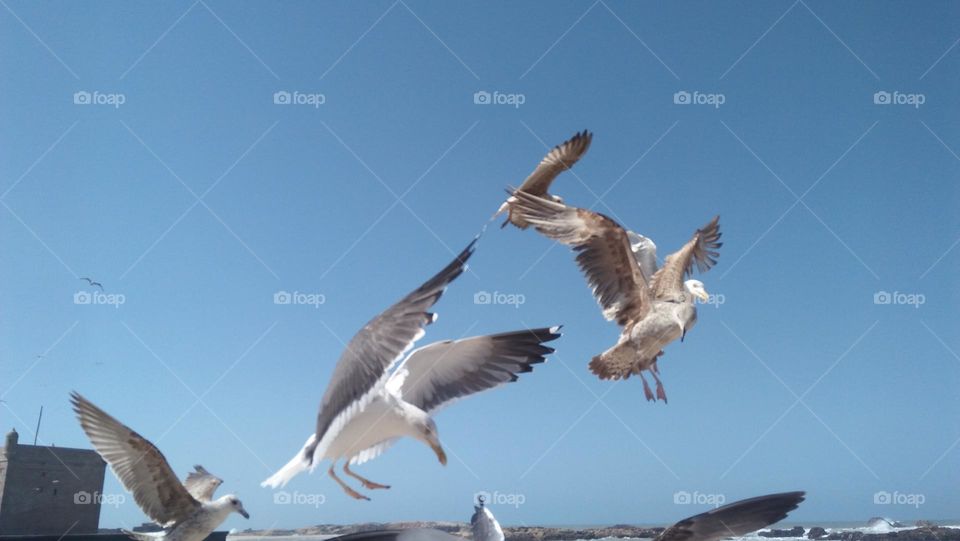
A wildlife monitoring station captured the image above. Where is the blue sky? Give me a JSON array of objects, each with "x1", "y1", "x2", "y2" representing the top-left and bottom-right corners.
[{"x1": 1, "y1": 0, "x2": 958, "y2": 532}]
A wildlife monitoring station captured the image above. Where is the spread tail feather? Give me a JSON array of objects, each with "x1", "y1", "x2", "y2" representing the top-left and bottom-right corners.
[
  {"x1": 261, "y1": 433, "x2": 317, "y2": 488},
  {"x1": 589, "y1": 340, "x2": 660, "y2": 380},
  {"x1": 122, "y1": 530, "x2": 164, "y2": 541}
]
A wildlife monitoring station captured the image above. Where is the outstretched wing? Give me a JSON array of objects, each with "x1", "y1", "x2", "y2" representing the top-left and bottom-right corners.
[
  {"x1": 656, "y1": 492, "x2": 805, "y2": 541},
  {"x1": 263, "y1": 240, "x2": 476, "y2": 487},
  {"x1": 389, "y1": 327, "x2": 561, "y2": 414},
  {"x1": 511, "y1": 191, "x2": 651, "y2": 326},
  {"x1": 516, "y1": 130, "x2": 593, "y2": 195},
  {"x1": 71, "y1": 392, "x2": 200, "y2": 526},
  {"x1": 183, "y1": 465, "x2": 222, "y2": 502},
  {"x1": 651, "y1": 216, "x2": 721, "y2": 299}
]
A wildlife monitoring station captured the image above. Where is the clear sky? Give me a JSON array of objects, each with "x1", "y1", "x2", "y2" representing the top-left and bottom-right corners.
[{"x1": 1, "y1": 0, "x2": 958, "y2": 532}]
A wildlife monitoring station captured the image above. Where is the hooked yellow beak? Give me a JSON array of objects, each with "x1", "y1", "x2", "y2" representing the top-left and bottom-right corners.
[
  {"x1": 431, "y1": 441, "x2": 447, "y2": 466},
  {"x1": 696, "y1": 288, "x2": 709, "y2": 302}
]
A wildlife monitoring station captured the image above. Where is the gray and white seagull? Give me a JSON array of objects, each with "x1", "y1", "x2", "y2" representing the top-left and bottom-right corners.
[
  {"x1": 70, "y1": 392, "x2": 249, "y2": 541},
  {"x1": 510, "y1": 191, "x2": 721, "y2": 403},
  {"x1": 262, "y1": 239, "x2": 561, "y2": 500}
]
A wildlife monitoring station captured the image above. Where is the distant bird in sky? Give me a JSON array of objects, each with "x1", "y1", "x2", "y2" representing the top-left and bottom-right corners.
[
  {"x1": 70, "y1": 392, "x2": 249, "y2": 541},
  {"x1": 325, "y1": 492, "x2": 805, "y2": 541},
  {"x1": 510, "y1": 191, "x2": 721, "y2": 403},
  {"x1": 495, "y1": 130, "x2": 592, "y2": 229},
  {"x1": 262, "y1": 239, "x2": 561, "y2": 500},
  {"x1": 80, "y1": 277, "x2": 103, "y2": 290}
]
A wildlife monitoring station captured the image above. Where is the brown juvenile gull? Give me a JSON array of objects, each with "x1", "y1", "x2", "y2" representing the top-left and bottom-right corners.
[
  {"x1": 262, "y1": 239, "x2": 561, "y2": 500},
  {"x1": 322, "y1": 492, "x2": 805, "y2": 541},
  {"x1": 510, "y1": 191, "x2": 721, "y2": 403},
  {"x1": 70, "y1": 392, "x2": 248, "y2": 541},
  {"x1": 495, "y1": 130, "x2": 593, "y2": 229}
]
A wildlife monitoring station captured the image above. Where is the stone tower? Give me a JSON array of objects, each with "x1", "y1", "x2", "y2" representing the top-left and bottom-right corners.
[{"x1": 0, "y1": 428, "x2": 107, "y2": 534}]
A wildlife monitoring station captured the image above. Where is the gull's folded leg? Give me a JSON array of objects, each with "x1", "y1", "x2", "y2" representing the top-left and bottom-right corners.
[
  {"x1": 639, "y1": 372, "x2": 655, "y2": 402},
  {"x1": 328, "y1": 463, "x2": 370, "y2": 501},
  {"x1": 344, "y1": 461, "x2": 391, "y2": 490},
  {"x1": 649, "y1": 368, "x2": 668, "y2": 404}
]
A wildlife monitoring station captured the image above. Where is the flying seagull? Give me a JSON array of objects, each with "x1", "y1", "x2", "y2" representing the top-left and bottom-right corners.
[
  {"x1": 262, "y1": 239, "x2": 561, "y2": 500},
  {"x1": 80, "y1": 277, "x2": 103, "y2": 291},
  {"x1": 510, "y1": 191, "x2": 721, "y2": 402},
  {"x1": 325, "y1": 492, "x2": 805, "y2": 541},
  {"x1": 70, "y1": 392, "x2": 249, "y2": 541},
  {"x1": 495, "y1": 130, "x2": 593, "y2": 229}
]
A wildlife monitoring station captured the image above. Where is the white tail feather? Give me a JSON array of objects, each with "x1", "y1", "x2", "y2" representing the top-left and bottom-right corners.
[{"x1": 261, "y1": 433, "x2": 316, "y2": 488}]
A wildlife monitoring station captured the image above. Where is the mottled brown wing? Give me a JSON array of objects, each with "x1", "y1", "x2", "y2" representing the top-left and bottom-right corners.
[
  {"x1": 511, "y1": 191, "x2": 650, "y2": 326},
  {"x1": 70, "y1": 392, "x2": 200, "y2": 526},
  {"x1": 651, "y1": 216, "x2": 721, "y2": 299},
  {"x1": 516, "y1": 130, "x2": 593, "y2": 195},
  {"x1": 184, "y1": 464, "x2": 223, "y2": 502},
  {"x1": 656, "y1": 492, "x2": 805, "y2": 541}
]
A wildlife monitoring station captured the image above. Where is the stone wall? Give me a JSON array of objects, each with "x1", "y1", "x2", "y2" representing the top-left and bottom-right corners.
[{"x1": 0, "y1": 437, "x2": 107, "y2": 535}]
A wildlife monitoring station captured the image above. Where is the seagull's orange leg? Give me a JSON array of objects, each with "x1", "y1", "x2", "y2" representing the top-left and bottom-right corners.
[
  {"x1": 649, "y1": 368, "x2": 667, "y2": 404},
  {"x1": 639, "y1": 372, "x2": 655, "y2": 402},
  {"x1": 328, "y1": 463, "x2": 370, "y2": 501},
  {"x1": 344, "y1": 461, "x2": 391, "y2": 490}
]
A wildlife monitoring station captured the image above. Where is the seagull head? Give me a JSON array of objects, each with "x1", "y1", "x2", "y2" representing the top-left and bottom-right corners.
[
  {"x1": 684, "y1": 279, "x2": 709, "y2": 302},
  {"x1": 217, "y1": 494, "x2": 250, "y2": 519},
  {"x1": 417, "y1": 417, "x2": 447, "y2": 466}
]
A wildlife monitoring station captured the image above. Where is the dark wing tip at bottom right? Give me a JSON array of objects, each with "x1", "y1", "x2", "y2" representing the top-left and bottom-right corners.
[{"x1": 656, "y1": 491, "x2": 806, "y2": 541}]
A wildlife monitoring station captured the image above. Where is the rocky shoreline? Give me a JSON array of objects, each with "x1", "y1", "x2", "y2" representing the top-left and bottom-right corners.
[{"x1": 236, "y1": 523, "x2": 960, "y2": 541}]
